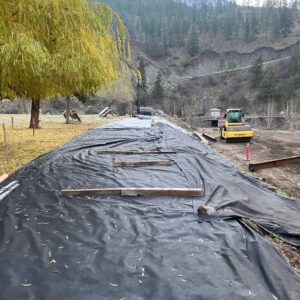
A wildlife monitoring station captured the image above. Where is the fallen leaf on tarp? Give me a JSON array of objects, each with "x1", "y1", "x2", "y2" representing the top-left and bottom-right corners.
[
  {"x1": 49, "y1": 259, "x2": 57, "y2": 264},
  {"x1": 109, "y1": 283, "x2": 119, "y2": 287},
  {"x1": 22, "y1": 284, "x2": 32, "y2": 287}
]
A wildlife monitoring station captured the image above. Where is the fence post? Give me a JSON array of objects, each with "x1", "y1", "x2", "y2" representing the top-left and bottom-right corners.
[
  {"x1": 2, "y1": 123, "x2": 7, "y2": 146},
  {"x1": 11, "y1": 117, "x2": 14, "y2": 128}
]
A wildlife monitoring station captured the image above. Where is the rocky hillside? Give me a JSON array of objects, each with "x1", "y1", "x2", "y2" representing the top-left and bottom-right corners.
[{"x1": 133, "y1": 38, "x2": 300, "y2": 82}]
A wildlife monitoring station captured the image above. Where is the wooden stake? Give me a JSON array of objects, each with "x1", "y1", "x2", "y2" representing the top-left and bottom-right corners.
[
  {"x1": 11, "y1": 117, "x2": 14, "y2": 128},
  {"x1": 61, "y1": 188, "x2": 204, "y2": 197},
  {"x1": 113, "y1": 160, "x2": 172, "y2": 167},
  {"x1": 2, "y1": 124, "x2": 7, "y2": 146}
]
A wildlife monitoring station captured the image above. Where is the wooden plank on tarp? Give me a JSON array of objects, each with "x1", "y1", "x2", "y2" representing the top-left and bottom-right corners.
[
  {"x1": 121, "y1": 188, "x2": 204, "y2": 197},
  {"x1": 0, "y1": 174, "x2": 8, "y2": 184},
  {"x1": 113, "y1": 160, "x2": 172, "y2": 167},
  {"x1": 61, "y1": 188, "x2": 121, "y2": 196},
  {"x1": 97, "y1": 150, "x2": 176, "y2": 155},
  {"x1": 193, "y1": 131, "x2": 209, "y2": 145},
  {"x1": 202, "y1": 133, "x2": 218, "y2": 142},
  {"x1": 61, "y1": 188, "x2": 204, "y2": 197}
]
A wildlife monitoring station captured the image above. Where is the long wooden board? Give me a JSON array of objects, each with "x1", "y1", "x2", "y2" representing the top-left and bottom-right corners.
[
  {"x1": 113, "y1": 160, "x2": 172, "y2": 167},
  {"x1": 202, "y1": 133, "x2": 218, "y2": 142},
  {"x1": 121, "y1": 188, "x2": 203, "y2": 197},
  {"x1": 193, "y1": 131, "x2": 209, "y2": 145},
  {"x1": 97, "y1": 150, "x2": 176, "y2": 155},
  {"x1": 0, "y1": 174, "x2": 8, "y2": 184},
  {"x1": 249, "y1": 155, "x2": 300, "y2": 171},
  {"x1": 61, "y1": 188, "x2": 204, "y2": 197}
]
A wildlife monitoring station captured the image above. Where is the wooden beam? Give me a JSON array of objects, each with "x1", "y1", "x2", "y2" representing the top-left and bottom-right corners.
[
  {"x1": 61, "y1": 188, "x2": 122, "y2": 196},
  {"x1": 61, "y1": 188, "x2": 204, "y2": 197},
  {"x1": 121, "y1": 188, "x2": 203, "y2": 197},
  {"x1": 97, "y1": 150, "x2": 176, "y2": 155},
  {"x1": 113, "y1": 160, "x2": 172, "y2": 167},
  {"x1": 202, "y1": 133, "x2": 218, "y2": 142},
  {"x1": 0, "y1": 174, "x2": 8, "y2": 184},
  {"x1": 249, "y1": 155, "x2": 300, "y2": 171},
  {"x1": 193, "y1": 131, "x2": 209, "y2": 145}
]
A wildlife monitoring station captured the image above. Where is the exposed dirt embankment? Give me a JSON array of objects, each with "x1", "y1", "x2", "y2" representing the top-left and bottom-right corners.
[
  {"x1": 135, "y1": 39, "x2": 300, "y2": 81},
  {"x1": 183, "y1": 40, "x2": 300, "y2": 78}
]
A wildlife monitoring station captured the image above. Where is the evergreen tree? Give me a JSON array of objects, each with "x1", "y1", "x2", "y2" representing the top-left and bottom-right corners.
[
  {"x1": 287, "y1": 73, "x2": 300, "y2": 98},
  {"x1": 188, "y1": 27, "x2": 200, "y2": 57},
  {"x1": 249, "y1": 56, "x2": 263, "y2": 88},
  {"x1": 279, "y1": 0, "x2": 294, "y2": 37},
  {"x1": 287, "y1": 48, "x2": 300, "y2": 98},
  {"x1": 257, "y1": 68, "x2": 278, "y2": 103},
  {"x1": 152, "y1": 73, "x2": 164, "y2": 100},
  {"x1": 139, "y1": 58, "x2": 147, "y2": 90},
  {"x1": 289, "y1": 48, "x2": 300, "y2": 76},
  {"x1": 272, "y1": 11, "x2": 281, "y2": 39},
  {"x1": 223, "y1": 13, "x2": 233, "y2": 40},
  {"x1": 244, "y1": 14, "x2": 251, "y2": 42},
  {"x1": 250, "y1": 10, "x2": 259, "y2": 39},
  {"x1": 101, "y1": 0, "x2": 296, "y2": 58}
]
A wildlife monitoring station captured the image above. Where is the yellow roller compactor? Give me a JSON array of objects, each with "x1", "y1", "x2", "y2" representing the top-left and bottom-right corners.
[{"x1": 219, "y1": 109, "x2": 254, "y2": 142}]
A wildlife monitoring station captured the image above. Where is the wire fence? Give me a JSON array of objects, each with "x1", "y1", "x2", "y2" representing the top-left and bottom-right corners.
[
  {"x1": 0, "y1": 113, "x2": 116, "y2": 174},
  {"x1": 0, "y1": 114, "x2": 101, "y2": 129}
]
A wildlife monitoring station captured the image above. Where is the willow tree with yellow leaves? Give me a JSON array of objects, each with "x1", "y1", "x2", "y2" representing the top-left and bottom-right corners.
[{"x1": 0, "y1": 0, "x2": 131, "y2": 127}]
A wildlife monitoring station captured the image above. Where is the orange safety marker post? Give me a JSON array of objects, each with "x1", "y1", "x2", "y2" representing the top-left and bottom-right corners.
[{"x1": 246, "y1": 143, "x2": 251, "y2": 161}]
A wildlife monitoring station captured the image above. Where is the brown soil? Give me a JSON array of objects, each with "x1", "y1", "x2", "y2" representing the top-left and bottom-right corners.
[{"x1": 202, "y1": 128, "x2": 300, "y2": 199}]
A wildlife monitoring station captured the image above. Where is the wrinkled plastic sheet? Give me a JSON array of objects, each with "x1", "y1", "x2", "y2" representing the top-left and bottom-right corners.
[{"x1": 0, "y1": 117, "x2": 299, "y2": 299}]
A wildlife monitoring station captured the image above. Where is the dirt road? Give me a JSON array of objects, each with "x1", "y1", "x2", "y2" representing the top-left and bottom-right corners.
[{"x1": 201, "y1": 128, "x2": 300, "y2": 200}]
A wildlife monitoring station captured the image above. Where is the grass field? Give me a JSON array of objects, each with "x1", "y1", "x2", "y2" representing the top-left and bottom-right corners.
[{"x1": 0, "y1": 114, "x2": 119, "y2": 174}]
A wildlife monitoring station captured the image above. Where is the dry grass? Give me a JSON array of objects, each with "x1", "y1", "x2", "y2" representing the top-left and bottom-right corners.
[
  {"x1": 270, "y1": 237, "x2": 300, "y2": 277},
  {"x1": 243, "y1": 218, "x2": 300, "y2": 276},
  {"x1": 0, "y1": 114, "x2": 119, "y2": 174}
]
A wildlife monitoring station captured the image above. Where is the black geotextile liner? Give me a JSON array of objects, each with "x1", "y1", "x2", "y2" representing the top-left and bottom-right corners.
[{"x1": 0, "y1": 117, "x2": 300, "y2": 299}]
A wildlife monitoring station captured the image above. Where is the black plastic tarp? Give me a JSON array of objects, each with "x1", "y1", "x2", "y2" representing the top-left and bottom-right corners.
[{"x1": 0, "y1": 117, "x2": 299, "y2": 299}]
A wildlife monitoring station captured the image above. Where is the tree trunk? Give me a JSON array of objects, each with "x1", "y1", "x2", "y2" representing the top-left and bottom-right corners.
[
  {"x1": 29, "y1": 98, "x2": 40, "y2": 129},
  {"x1": 136, "y1": 82, "x2": 141, "y2": 115},
  {"x1": 66, "y1": 96, "x2": 71, "y2": 124}
]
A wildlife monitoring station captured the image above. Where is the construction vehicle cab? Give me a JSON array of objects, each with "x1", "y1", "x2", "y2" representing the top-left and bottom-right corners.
[{"x1": 219, "y1": 108, "x2": 254, "y2": 142}]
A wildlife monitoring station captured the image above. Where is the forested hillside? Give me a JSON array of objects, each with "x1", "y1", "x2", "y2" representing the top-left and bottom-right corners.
[
  {"x1": 101, "y1": 0, "x2": 299, "y2": 58},
  {"x1": 96, "y1": 0, "x2": 300, "y2": 128}
]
